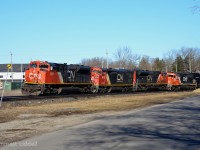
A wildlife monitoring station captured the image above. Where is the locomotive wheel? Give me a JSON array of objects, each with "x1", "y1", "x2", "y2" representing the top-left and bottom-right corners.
[
  {"x1": 107, "y1": 87, "x2": 112, "y2": 93},
  {"x1": 99, "y1": 88, "x2": 106, "y2": 93},
  {"x1": 122, "y1": 87, "x2": 129, "y2": 93},
  {"x1": 57, "y1": 88, "x2": 62, "y2": 94},
  {"x1": 122, "y1": 88, "x2": 126, "y2": 93},
  {"x1": 35, "y1": 90, "x2": 42, "y2": 96},
  {"x1": 80, "y1": 88, "x2": 85, "y2": 93},
  {"x1": 80, "y1": 87, "x2": 90, "y2": 93},
  {"x1": 171, "y1": 86, "x2": 176, "y2": 91},
  {"x1": 102, "y1": 88, "x2": 107, "y2": 93},
  {"x1": 91, "y1": 86, "x2": 98, "y2": 93}
]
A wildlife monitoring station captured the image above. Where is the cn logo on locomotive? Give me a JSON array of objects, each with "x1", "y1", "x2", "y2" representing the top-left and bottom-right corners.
[
  {"x1": 117, "y1": 74, "x2": 123, "y2": 82},
  {"x1": 29, "y1": 73, "x2": 42, "y2": 80},
  {"x1": 67, "y1": 71, "x2": 75, "y2": 80},
  {"x1": 183, "y1": 76, "x2": 188, "y2": 82}
]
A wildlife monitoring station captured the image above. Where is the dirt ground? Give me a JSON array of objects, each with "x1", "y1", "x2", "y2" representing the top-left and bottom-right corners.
[
  {"x1": 0, "y1": 110, "x2": 124, "y2": 145},
  {"x1": 0, "y1": 89, "x2": 200, "y2": 145}
]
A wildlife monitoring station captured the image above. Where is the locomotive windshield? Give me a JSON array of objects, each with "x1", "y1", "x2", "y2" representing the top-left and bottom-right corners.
[
  {"x1": 39, "y1": 64, "x2": 49, "y2": 69},
  {"x1": 92, "y1": 70, "x2": 102, "y2": 74},
  {"x1": 168, "y1": 75, "x2": 175, "y2": 78},
  {"x1": 30, "y1": 63, "x2": 37, "y2": 68}
]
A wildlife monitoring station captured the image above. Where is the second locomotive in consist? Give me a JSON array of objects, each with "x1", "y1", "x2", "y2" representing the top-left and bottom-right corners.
[{"x1": 22, "y1": 60, "x2": 198, "y2": 95}]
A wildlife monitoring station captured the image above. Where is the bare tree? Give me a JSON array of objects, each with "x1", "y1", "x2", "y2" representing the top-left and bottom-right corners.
[
  {"x1": 139, "y1": 55, "x2": 152, "y2": 70},
  {"x1": 131, "y1": 54, "x2": 141, "y2": 68},
  {"x1": 166, "y1": 47, "x2": 200, "y2": 73},
  {"x1": 114, "y1": 46, "x2": 133, "y2": 69},
  {"x1": 163, "y1": 49, "x2": 177, "y2": 72},
  {"x1": 179, "y1": 47, "x2": 200, "y2": 72},
  {"x1": 194, "y1": 49, "x2": 200, "y2": 72},
  {"x1": 79, "y1": 46, "x2": 200, "y2": 73},
  {"x1": 80, "y1": 57, "x2": 107, "y2": 68}
]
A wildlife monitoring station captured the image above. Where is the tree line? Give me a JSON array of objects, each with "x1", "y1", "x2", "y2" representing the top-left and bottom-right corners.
[{"x1": 80, "y1": 47, "x2": 200, "y2": 73}]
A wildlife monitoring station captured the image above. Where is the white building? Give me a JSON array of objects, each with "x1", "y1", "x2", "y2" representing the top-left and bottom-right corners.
[
  {"x1": 0, "y1": 64, "x2": 28, "y2": 89},
  {"x1": 0, "y1": 72, "x2": 24, "y2": 81},
  {"x1": 0, "y1": 72, "x2": 24, "y2": 89}
]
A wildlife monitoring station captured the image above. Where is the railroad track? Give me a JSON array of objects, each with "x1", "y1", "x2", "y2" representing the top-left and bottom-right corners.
[
  {"x1": 2, "y1": 92, "x2": 132, "y2": 102},
  {"x1": 2, "y1": 90, "x2": 175, "y2": 103}
]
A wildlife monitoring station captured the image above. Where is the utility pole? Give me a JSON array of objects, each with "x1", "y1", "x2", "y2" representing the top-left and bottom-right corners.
[
  {"x1": 21, "y1": 60, "x2": 23, "y2": 88},
  {"x1": 106, "y1": 50, "x2": 108, "y2": 68},
  {"x1": 10, "y1": 51, "x2": 13, "y2": 82},
  {"x1": 187, "y1": 49, "x2": 192, "y2": 73},
  {"x1": 189, "y1": 51, "x2": 192, "y2": 73},
  {"x1": 176, "y1": 62, "x2": 178, "y2": 72},
  {"x1": 101, "y1": 58, "x2": 104, "y2": 68}
]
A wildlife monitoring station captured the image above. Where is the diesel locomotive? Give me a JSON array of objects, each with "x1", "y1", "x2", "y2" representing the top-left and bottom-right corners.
[{"x1": 22, "y1": 60, "x2": 198, "y2": 95}]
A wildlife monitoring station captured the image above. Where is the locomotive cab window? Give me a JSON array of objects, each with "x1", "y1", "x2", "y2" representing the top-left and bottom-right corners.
[
  {"x1": 50, "y1": 64, "x2": 59, "y2": 71},
  {"x1": 39, "y1": 64, "x2": 49, "y2": 69},
  {"x1": 30, "y1": 64, "x2": 37, "y2": 68},
  {"x1": 168, "y1": 75, "x2": 174, "y2": 78},
  {"x1": 92, "y1": 70, "x2": 102, "y2": 74}
]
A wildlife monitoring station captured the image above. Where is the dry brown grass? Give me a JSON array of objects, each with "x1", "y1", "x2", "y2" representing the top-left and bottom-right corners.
[
  {"x1": 0, "y1": 89, "x2": 22, "y2": 96},
  {"x1": 0, "y1": 110, "x2": 19, "y2": 123},
  {"x1": 1, "y1": 90, "x2": 200, "y2": 123}
]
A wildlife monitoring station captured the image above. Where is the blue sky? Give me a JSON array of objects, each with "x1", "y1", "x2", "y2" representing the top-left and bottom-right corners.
[{"x1": 0, "y1": 0, "x2": 200, "y2": 64}]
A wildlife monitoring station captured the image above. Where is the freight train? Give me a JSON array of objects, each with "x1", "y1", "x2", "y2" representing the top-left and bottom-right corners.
[{"x1": 21, "y1": 60, "x2": 199, "y2": 95}]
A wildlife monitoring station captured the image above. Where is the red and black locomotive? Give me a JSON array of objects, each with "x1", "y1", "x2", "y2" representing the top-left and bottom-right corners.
[
  {"x1": 22, "y1": 60, "x2": 198, "y2": 95},
  {"x1": 22, "y1": 61, "x2": 102, "y2": 95}
]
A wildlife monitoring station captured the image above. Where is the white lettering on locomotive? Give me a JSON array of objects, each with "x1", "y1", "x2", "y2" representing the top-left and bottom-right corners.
[
  {"x1": 147, "y1": 75, "x2": 152, "y2": 82},
  {"x1": 117, "y1": 74, "x2": 123, "y2": 82},
  {"x1": 29, "y1": 73, "x2": 41, "y2": 80},
  {"x1": 67, "y1": 71, "x2": 75, "y2": 81},
  {"x1": 183, "y1": 76, "x2": 188, "y2": 82}
]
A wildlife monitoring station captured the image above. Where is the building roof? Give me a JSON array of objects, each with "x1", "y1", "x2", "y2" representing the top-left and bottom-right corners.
[{"x1": 0, "y1": 64, "x2": 29, "y2": 72}]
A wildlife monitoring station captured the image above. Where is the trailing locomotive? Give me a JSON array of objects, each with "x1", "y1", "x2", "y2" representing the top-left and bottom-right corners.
[
  {"x1": 157, "y1": 72, "x2": 197, "y2": 91},
  {"x1": 135, "y1": 70, "x2": 162, "y2": 91},
  {"x1": 22, "y1": 60, "x2": 198, "y2": 95},
  {"x1": 192, "y1": 73, "x2": 200, "y2": 88},
  {"x1": 101, "y1": 68, "x2": 134, "y2": 93}
]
